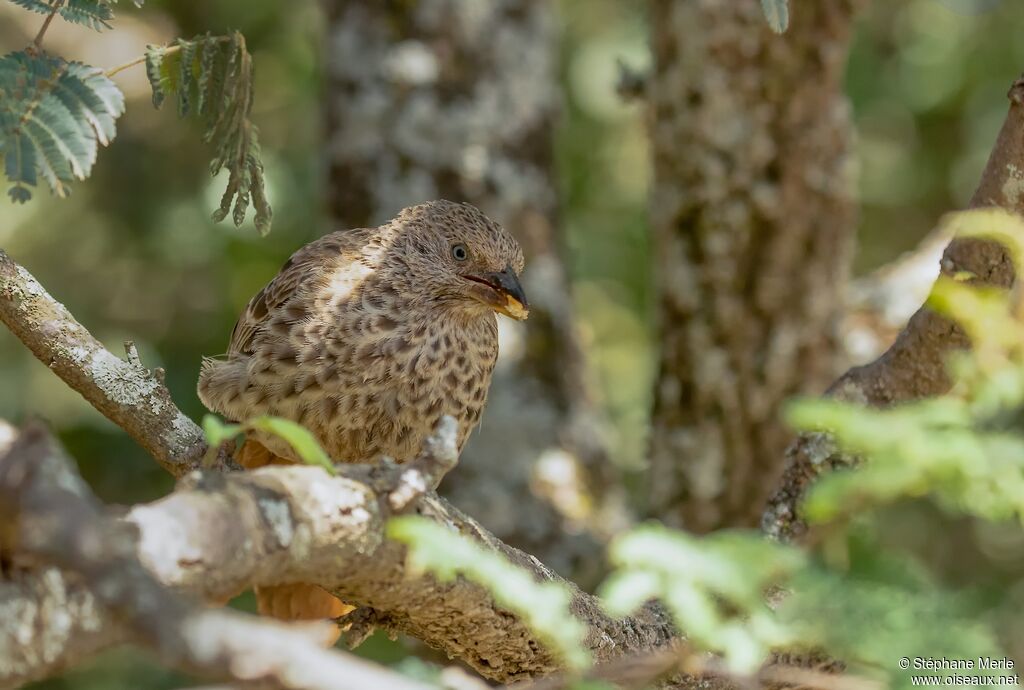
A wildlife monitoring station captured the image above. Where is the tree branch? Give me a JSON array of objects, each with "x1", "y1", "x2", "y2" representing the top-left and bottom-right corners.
[
  {"x1": 0, "y1": 423, "x2": 440, "y2": 690},
  {"x1": 123, "y1": 463, "x2": 677, "y2": 683},
  {"x1": 1, "y1": 433, "x2": 678, "y2": 685},
  {"x1": 0, "y1": 568, "x2": 124, "y2": 687},
  {"x1": 0, "y1": 250, "x2": 208, "y2": 476},
  {"x1": 763, "y1": 74, "x2": 1024, "y2": 542},
  {"x1": 0, "y1": 246, "x2": 684, "y2": 684}
]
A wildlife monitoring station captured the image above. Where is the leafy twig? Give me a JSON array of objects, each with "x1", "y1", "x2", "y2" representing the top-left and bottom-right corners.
[
  {"x1": 105, "y1": 46, "x2": 179, "y2": 78},
  {"x1": 32, "y1": 0, "x2": 65, "y2": 47}
]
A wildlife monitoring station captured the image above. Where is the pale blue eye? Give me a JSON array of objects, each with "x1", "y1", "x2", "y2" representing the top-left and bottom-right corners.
[{"x1": 452, "y1": 243, "x2": 469, "y2": 261}]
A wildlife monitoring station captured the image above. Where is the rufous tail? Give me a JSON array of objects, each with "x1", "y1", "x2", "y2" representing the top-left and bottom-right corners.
[{"x1": 238, "y1": 439, "x2": 355, "y2": 646}]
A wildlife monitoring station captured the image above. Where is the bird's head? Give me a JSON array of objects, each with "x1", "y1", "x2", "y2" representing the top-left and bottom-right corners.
[{"x1": 394, "y1": 200, "x2": 529, "y2": 321}]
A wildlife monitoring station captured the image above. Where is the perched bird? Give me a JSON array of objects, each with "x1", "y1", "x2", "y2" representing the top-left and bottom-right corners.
[{"x1": 197, "y1": 200, "x2": 528, "y2": 634}]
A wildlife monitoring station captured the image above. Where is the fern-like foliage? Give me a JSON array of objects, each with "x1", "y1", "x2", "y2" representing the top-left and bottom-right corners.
[
  {"x1": 0, "y1": 50, "x2": 124, "y2": 202},
  {"x1": 387, "y1": 516, "x2": 592, "y2": 671},
  {"x1": 145, "y1": 32, "x2": 272, "y2": 234},
  {"x1": 600, "y1": 525, "x2": 805, "y2": 673},
  {"x1": 8, "y1": 0, "x2": 124, "y2": 32}
]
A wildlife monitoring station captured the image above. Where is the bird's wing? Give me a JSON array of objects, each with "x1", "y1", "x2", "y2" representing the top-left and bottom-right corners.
[{"x1": 227, "y1": 229, "x2": 370, "y2": 356}]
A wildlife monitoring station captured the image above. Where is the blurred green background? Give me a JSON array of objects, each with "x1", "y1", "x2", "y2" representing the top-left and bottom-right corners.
[{"x1": 3, "y1": 0, "x2": 1024, "y2": 686}]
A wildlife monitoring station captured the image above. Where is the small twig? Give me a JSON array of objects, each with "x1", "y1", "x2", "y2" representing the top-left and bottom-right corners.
[
  {"x1": 124, "y1": 340, "x2": 142, "y2": 367},
  {"x1": 0, "y1": 250, "x2": 209, "y2": 476},
  {"x1": 105, "y1": 50, "x2": 160, "y2": 78},
  {"x1": 32, "y1": 0, "x2": 64, "y2": 49}
]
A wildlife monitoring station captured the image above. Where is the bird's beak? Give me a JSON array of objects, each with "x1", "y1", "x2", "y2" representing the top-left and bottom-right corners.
[{"x1": 463, "y1": 266, "x2": 530, "y2": 320}]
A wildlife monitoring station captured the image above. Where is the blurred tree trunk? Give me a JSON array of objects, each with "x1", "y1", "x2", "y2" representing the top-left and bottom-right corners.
[
  {"x1": 322, "y1": 0, "x2": 617, "y2": 581},
  {"x1": 646, "y1": 1, "x2": 860, "y2": 532}
]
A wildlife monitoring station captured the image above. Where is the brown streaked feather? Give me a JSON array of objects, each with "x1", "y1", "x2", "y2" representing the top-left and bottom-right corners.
[
  {"x1": 196, "y1": 200, "x2": 525, "y2": 643},
  {"x1": 228, "y1": 229, "x2": 372, "y2": 356}
]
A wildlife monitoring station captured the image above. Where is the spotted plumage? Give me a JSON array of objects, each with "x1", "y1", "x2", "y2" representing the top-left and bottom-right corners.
[
  {"x1": 197, "y1": 200, "x2": 527, "y2": 637},
  {"x1": 198, "y1": 199, "x2": 527, "y2": 466}
]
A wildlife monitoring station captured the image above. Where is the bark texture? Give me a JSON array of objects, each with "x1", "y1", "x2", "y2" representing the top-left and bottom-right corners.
[
  {"x1": 323, "y1": 0, "x2": 616, "y2": 579},
  {"x1": 0, "y1": 251, "x2": 207, "y2": 476},
  {"x1": 646, "y1": 1, "x2": 859, "y2": 532},
  {"x1": 764, "y1": 77, "x2": 1024, "y2": 542},
  {"x1": 1, "y1": 438, "x2": 679, "y2": 685},
  {"x1": 0, "y1": 423, "x2": 452, "y2": 690}
]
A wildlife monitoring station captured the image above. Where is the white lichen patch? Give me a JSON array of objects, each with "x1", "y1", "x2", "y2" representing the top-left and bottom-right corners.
[
  {"x1": 309, "y1": 479, "x2": 373, "y2": 525},
  {"x1": 163, "y1": 411, "x2": 204, "y2": 461},
  {"x1": 68, "y1": 346, "x2": 90, "y2": 364},
  {"x1": 128, "y1": 503, "x2": 205, "y2": 582},
  {"x1": 0, "y1": 568, "x2": 113, "y2": 671},
  {"x1": 86, "y1": 348, "x2": 159, "y2": 407},
  {"x1": 15, "y1": 265, "x2": 44, "y2": 297},
  {"x1": 802, "y1": 431, "x2": 840, "y2": 467},
  {"x1": 258, "y1": 497, "x2": 294, "y2": 548}
]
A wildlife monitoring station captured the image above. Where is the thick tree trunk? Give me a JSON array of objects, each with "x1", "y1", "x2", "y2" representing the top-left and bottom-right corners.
[
  {"x1": 646, "y1": 1, "x2": 860, "y2": 532},
  {"x1": 323, "y1": 0, "x2": 616, "y2": 579}
]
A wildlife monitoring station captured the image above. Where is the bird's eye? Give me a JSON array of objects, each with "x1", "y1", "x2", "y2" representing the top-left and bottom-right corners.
[{"x1": 451, "y1": 243, "x2": 469, "y2": 261}]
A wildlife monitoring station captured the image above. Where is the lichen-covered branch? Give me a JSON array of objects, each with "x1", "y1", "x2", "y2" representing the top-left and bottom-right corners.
[
  {"x1": 2, "y1": 453, "x2": 678, "y2": 685},
  {"x1": 0, "y1": 250, "x2": 207, "y2": 476},
  {"x1": 763, "y1": 75, "x2": 1024, "y2": 542},
  {"x1": 125, "y1": 463, "x2": 677, "y2": 683},
  {"x1": 0, "y1": 423, "x2": 438, "y2": 690},
  {"x1": 0, "y1": 569, "x2": 124, "y2": 687}
]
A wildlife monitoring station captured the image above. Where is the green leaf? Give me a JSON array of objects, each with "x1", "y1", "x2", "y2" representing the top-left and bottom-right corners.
[
  {"x1": 4, "y1": 134, "x2": 36, "y2": 203},
  {"x1": 387, "y1": 516, "x2": 592, "y2": 671},
  {"x1": 600, "y1": 524, "x2": 804, "y2": 673},
  {"x1": 201, "y1": 414, "x2": 241, "y2": 448},
  {"x1": 244, "y1": 415, "x2": 335, "y2": 474},
  {"x1": 760, "y1": 0, "x2": 789, "y2": 33},
  {"x1": 177, "y1": 38, "x2": 197, "y2": 118},
  {"x1": 0, "y1": 51, "x2": 124, "y2": 201},
  {"x1": 202, "y1": 413, "x2": 334, "y2": 473},
  {"x1": 144, "y1": 45, "x2": 165, "y2": 108},
  {"x1": 598, "y1": 569, "x2": 660, "y2": 617},
  {"x1": 10, "y1": 0, "x2": 115, "y2": 32},
  {"x1": 196, "y1": 33, "x2": 217, "y2": 116},
  {"x1": 143, "y1": 32, "x2": 272, "y2": 234}
]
